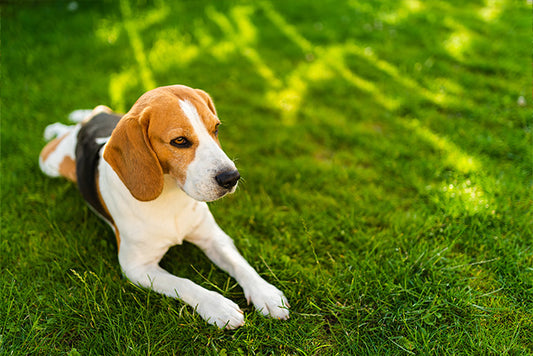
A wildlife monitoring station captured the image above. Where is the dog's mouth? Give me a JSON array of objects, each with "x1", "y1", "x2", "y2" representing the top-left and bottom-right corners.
[
  {"x1": 185, "y1": 186, "x2": 237, "y2": 202},
  {"x1": 179, "y1": 169, "x2": 240, "y2": 202}
]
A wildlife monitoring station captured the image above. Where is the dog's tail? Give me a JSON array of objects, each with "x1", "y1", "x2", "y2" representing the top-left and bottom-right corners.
[{"x1": 39, "y1": 106, "x2": 112, "y2": 182}]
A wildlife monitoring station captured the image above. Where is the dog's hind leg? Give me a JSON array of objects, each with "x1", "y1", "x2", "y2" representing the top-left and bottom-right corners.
[
  {"x1": 39, "y1": 122, "x2": 81, "y2": 182},
  {"x1": 39, "y1": 106, "x2": 115, "y2": 182}
]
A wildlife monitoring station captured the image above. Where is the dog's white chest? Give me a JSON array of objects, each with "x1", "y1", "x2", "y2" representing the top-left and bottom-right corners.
[{"x1": 100, "y1": 161, "x2": 208, "y2": 247}]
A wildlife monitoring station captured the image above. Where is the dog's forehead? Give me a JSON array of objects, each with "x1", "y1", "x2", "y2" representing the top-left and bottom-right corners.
[{"x1": 151, "y1": 91, "x2": 217, "y2": 131}]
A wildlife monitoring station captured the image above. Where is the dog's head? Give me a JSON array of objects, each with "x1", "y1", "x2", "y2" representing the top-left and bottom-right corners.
[{"x1": 103, "y1": 85, "x2": 239, "y2": 202}]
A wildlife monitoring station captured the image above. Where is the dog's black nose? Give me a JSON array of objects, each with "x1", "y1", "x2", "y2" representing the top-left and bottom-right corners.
[{"x1": 215, "y1": 170, "x2": 240, "y2": 189}]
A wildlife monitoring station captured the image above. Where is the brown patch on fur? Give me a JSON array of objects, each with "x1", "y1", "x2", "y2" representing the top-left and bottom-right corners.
[
  {"x1": 40, "y1": 133, "x2": 68, "y2": 162},
  {"x1": 114, "y1": 227, "x2": 121, "y2": 252},
  {"x1": 103, "y1": 85, "x2": 222, "y2": 201},
  {"x1": 103, "y1": 108, "x2": 165, "y2": 201},
  {"x1": 95, "y1": 171, "x2": 114, "y2": 224},
  {"x1": 194, "y1": 88, "x2": 218, "y2": 116},
  {"x1": 58, "y1": 156, "x2": 77, "y2": 182}
]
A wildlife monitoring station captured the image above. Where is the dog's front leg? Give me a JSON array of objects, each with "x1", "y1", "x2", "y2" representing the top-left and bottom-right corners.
[
  {"x1": 118, "y1": 242, "x2": 245, "y2": 329},
  {"x1": 186, "y1": 207, "x2": 290, "y2": 320}
]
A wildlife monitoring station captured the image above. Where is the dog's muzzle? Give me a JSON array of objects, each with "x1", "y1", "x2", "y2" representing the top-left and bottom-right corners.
[{"x1": 215, "y1": 170, "x2": 240, "y2": 189}]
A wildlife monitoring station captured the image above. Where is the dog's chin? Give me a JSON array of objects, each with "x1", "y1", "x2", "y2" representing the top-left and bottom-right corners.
[{"x1": 180, "y1": 184, "x2": 237, "y2": 202}]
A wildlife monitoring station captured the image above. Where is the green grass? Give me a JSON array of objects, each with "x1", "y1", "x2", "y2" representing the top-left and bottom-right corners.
[{"x1": 1, "y1": 0, "x2": 532, "y2": 354}]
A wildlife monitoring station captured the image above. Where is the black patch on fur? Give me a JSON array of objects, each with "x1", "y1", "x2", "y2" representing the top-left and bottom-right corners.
[{"x1": 76, "y1": 112, "x2": 122, "y2": 222}]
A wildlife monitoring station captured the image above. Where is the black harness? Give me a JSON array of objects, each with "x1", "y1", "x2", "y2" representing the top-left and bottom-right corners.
[{"x1": 75, "y1": 112, "x2": 122, "y2": 223}]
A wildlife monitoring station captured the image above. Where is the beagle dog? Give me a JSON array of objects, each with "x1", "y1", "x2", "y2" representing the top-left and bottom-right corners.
[{"x1": 39, "y1": 85, "x2": 289, "y2": 329}]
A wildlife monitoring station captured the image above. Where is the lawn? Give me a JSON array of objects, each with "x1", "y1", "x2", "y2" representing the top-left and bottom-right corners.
[{"x1": 1, "y1": 0, "x2": 532, "y2": 354}]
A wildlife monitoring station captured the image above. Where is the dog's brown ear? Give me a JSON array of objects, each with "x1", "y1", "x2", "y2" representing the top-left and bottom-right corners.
[
  {"x1": 195, "y1": 89, "x2": 217, "y2": 116},
  {"x1": 103, "y1": 107, "x2": 164, "y2": 201}
]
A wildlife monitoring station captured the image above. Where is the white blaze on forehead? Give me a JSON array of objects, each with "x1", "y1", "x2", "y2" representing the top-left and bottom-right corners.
[
  {"x1": 178, "y1": 99, "x2": 237, "y2": 202},
  {"x1": 179, "y1": 99, "x2": 212, "y2": 140},
  {"x1": 178, "y1": 99, "x2": 228, "y2": 161}
]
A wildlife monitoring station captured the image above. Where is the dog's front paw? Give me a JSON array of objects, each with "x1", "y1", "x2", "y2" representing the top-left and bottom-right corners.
[
  {"x1": 245, "y1": 281, "x2": 290, "y2": 320},
  {"x1": 195, "y1": 291, "x2": 244, "y2": 329}
]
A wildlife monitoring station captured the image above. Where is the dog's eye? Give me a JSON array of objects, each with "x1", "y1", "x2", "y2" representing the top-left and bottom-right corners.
[
  {"x1": 214, "y1": 123, "x2": 220, "y2": 137},
  {"x1": 170, "y1": 136, "x2": 191, "y2": 148}
]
